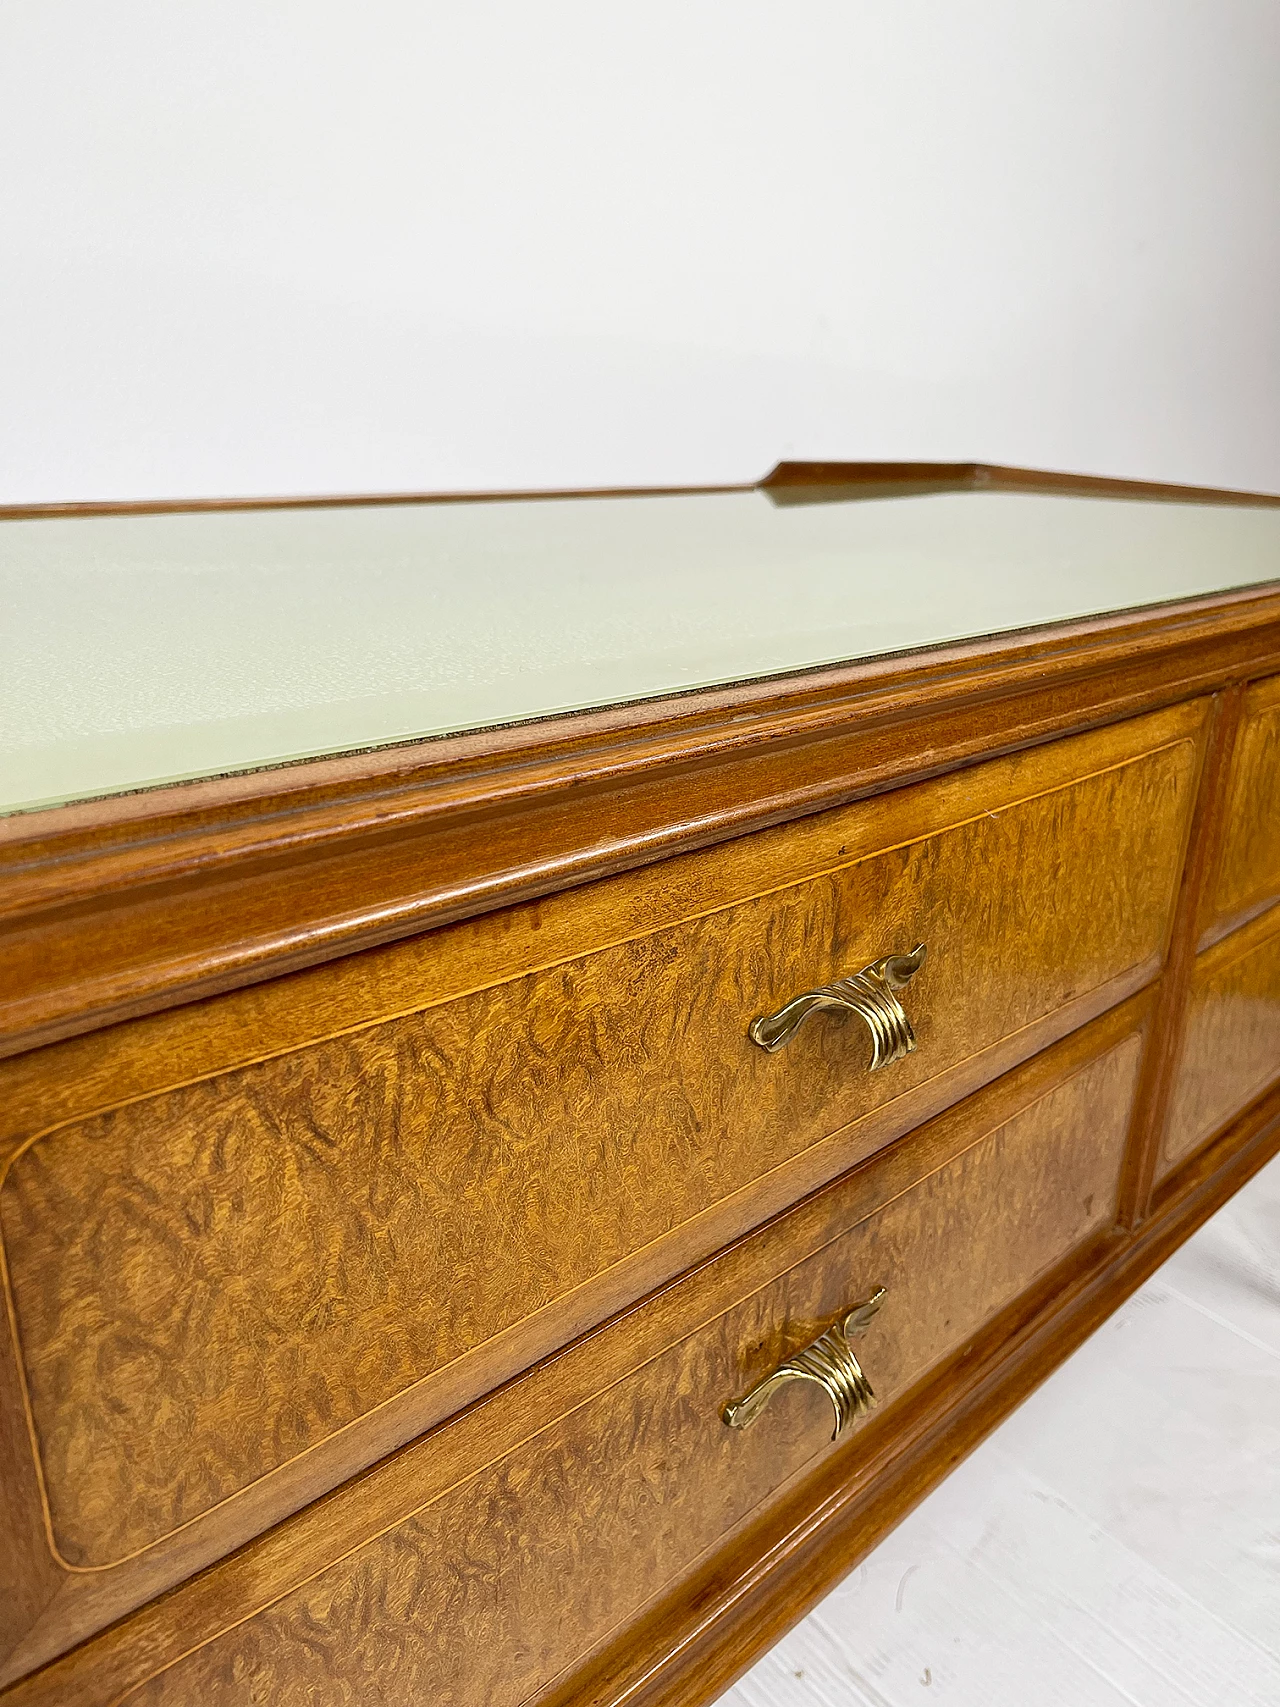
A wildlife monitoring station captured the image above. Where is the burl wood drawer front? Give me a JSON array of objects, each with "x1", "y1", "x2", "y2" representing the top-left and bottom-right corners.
[
  {"x1": 1202, "y1": 672, "x2": 1280, "y2": 943},
  {"x1": 10, "y1": 1005, "x2": 1146, "y2": 1707},
  {"x1": 0, "y1": 702, "x2": 1201, "y2": 1675},
  {"x1": 1159, "y1": 902, "x2": 1280, "y2": 1182}
]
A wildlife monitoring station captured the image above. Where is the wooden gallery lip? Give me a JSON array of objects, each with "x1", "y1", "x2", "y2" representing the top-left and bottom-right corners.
[{"x1": 1, "y1": 463, "x2": 1280, "y2": 1707}]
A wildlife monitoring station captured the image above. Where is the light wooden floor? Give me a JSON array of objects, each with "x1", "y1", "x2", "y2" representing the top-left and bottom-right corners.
[{"x1": 718, "y1": 1151, "x2": 1280, "y2": 1707}]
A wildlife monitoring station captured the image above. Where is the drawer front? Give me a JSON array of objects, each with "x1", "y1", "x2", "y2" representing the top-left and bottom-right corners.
[
  {"x1": 1160, "y1": 903, "x2": 1280, "y2": 1181},
  {"x1": 17, "y1": 1003, "x2": 1146, "y2": 1707},
  {"x1": 1203, "y1": 673, "x2": 1280, "y2": 941},
  {"x1": 0, "y1": 703, "x2": 1201, "y2": 1657}
]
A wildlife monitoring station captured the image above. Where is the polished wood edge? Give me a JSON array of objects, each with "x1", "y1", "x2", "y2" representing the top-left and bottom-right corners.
[
  {"x1": 1115, "y1": 686, "x2": 1244, "y2": 1227},
  {"x1": 760, "y1": 460, "x2": 1280, "y2": 507},
  {"x1": 1196, "y1": 889, "x2": 1280, "y2": 955},
  {"x1": 4, "y1": 461, "x2": 1278, "y2": 521},
  {"x1": 0, "y1": 483, "x2": 751, "y2": 522},
  {"x1": 546, "y1": 1087, "x2": 1280, "y2": 1707},
  {"x1": 1196, "y1": 894, "x2": 1280, "y2": 979},
  {"x1": 1, "y1": 597, "x2": 1273, "y2": 1059}
]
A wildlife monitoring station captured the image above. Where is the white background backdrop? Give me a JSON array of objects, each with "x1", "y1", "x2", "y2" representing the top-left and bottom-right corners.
[{"x1": 3, "y1": 0, "x2": 1280, "y2": 504}]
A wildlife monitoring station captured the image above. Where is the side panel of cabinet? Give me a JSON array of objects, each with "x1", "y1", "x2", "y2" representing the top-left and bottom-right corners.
[
  {"x1": 1159, "y1": 903, "x2": 1280, "y2": 1183},
  {"x1": 1201, "y1": 673, "x2": 1280, "y2": 942}
]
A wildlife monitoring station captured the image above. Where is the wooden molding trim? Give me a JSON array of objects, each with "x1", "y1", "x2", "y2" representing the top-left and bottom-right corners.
[
  {"x1": 547, "y1": 1081, "x2": 1280, "y2": 1707},
  {"x1": 760, "y1": 460, "x2": 1280, "y2": 507},
  {"x1": 4, "y1": 584, "x2": 1280, "y2": 1059},
  {"x1": 2, "y1": 459, "x2": 1277, "y2": 522},
  {"x1": 0, "y1": 483, "x2": 750, "y2": 523}
]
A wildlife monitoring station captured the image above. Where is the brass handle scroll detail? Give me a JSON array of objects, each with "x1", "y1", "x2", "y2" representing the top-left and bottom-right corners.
[
  {"x1": 748, "y1": 944, "x2": 927, "y2": 1066},
  {"x1": 722, "y1": 1287, "x2": 887, "y2": 1440}
]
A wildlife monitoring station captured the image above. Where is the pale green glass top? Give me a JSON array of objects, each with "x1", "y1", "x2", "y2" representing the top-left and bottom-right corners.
[{"x1": 3, "y1": 488, "x2": 1279, "y2": 815}]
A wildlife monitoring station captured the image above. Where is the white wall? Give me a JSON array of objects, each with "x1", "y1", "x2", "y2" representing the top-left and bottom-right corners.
[{"x1": 3, "y1": 1, "x2": 1279, "y2": 504}]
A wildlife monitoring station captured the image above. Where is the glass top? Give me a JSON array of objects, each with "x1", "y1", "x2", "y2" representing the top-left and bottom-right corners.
[{"x1": 4, "y1": 487, "x2": 1279, "y2": 816}]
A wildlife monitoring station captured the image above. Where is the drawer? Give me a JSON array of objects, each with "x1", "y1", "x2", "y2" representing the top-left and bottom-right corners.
[
  {"x1": 1202, "y1": 673, "x2": 1280, "y2": 943},
  {"x1": 0, "y1": 702, "x2": 1202, "y2": 1667},
  {"x1": 1159, "y1": 902, "x2": 1280, "y2": 1182},
  {"x1": 10, "y1": 1001, "x2": 1147, "y2": 1705}
]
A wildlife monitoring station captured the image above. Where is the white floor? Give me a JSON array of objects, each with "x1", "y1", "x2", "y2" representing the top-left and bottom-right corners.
[{"x1": 718, "y1": 1152, "x2": 1280, "y2": 1707}]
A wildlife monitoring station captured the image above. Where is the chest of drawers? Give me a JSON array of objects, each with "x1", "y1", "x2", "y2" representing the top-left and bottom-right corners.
[{"x1": 2, "y1": 461, "x2": 1279, "y2": 1705}]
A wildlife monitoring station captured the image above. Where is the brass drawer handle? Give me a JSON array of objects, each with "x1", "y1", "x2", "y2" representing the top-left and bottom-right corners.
[
  {"x1": 748, "y1": 943, "x2": 927, "y2": 1065},
  {"x1": 723, "y1": 1287, "x2": 887, "y2": 1440}
]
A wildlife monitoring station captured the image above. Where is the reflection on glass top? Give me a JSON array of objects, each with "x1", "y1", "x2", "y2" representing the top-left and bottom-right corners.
[{"x1": 3, "y1": 487, "x2": 1279, "y2": 815}]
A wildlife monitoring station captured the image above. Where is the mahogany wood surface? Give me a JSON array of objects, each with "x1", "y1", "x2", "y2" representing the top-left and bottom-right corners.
[
  {"x1": 1, "y1": 1001, "x2": 1147, "y2": 1703},
  {"x1": 0, "y1": 705, "x2": 1200, "y2": 1667}
]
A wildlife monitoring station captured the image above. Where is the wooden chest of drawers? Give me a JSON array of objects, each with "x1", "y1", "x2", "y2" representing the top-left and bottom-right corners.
[{"x1": 2, "y1": 462, "x2": 1279, "y2": 1705}]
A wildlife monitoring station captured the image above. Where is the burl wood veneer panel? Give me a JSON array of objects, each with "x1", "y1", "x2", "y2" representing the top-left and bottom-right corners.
[
  {"x1": 0, "y1": 705, "x2": 1202, "y2": 1677},
  {"x1": 58, "y1": 1010, "x2": 1142, "y2": 1707},
  {"x1": 1203, "y1": 672, "x2": 1280, "y2": 941},
  {"x1": 1159, "y1": 901, "x2": 1280, "y2": 1183}
]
